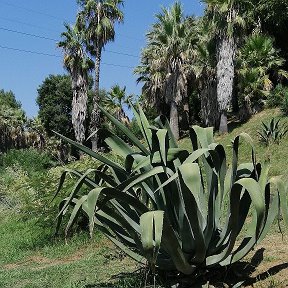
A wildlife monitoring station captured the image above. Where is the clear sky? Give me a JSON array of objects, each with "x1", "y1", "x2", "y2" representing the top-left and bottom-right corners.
[{"x1": 0, "y1": 0, "x2": 203, "y2": 117}]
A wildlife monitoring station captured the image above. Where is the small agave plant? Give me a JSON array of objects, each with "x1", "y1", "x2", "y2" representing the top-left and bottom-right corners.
[
  {"x1": 258, "y1": 117, "x2": 288, "y2": 146},
  {"x1": 54, "y1": 105, "x2": 288, "y2": 282}
]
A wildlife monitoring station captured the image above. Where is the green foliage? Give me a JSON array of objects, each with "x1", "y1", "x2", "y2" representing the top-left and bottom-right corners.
[
  {"x1": 237, "y1": 34, "x2": 286, "y2": 109},
  {"x1": 37, "y1": 74, "x2": 74, "y2": 139},
  {"x1": 258, "y1": 118, "x2": 288, "y2": 146},
  {"x1": 0, "y1": 149, "x2": 54, "y2": 175},
  {"x1": 280, "y1": 88, "x2": 288, "y2": 116},
  {"x1": 55, "y1": 106, "x2": 288, "y2": 279},
  {"x1": 266, "y1": 84, "x2": 288, "y2": 108},
  {"x1": 0, "y1": 89, "x2": 22, "y2": 110},
  {"x1": 0, "y1": 89, "x2": 28, "y2": 152}
]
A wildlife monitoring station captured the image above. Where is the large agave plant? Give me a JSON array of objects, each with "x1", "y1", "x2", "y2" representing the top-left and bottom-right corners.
[{"x1": 54, "y1": 105, "x2": 288, "y2": 277}]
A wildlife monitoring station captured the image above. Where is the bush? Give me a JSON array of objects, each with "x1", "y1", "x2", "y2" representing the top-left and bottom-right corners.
[
  {"x1": 281, "y1": 88, "x2": 288, "y2": 115},
  {"x1": 0, "y1": 148, "x2": 55, "y2": 175},
  {"x1": 267, "y1": 84, "x2": 288, "y2": 108},
  {"x1": 55, "y1": 105, "x2": 288, "y2": 285}
]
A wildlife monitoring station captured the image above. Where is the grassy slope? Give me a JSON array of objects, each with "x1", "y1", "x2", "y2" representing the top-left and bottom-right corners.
[{"x1": 0, "y1": 109, "x2": 287, "y2": 288}]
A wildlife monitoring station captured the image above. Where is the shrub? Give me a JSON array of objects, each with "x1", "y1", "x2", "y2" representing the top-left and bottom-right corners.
[
  {"x1": 267, "y1": 84, "x2": 288, "y2": 108},
  {"x1": 0, "y1": 148, "x2": 55, "y2": 175},
  {"x1": 281, "y1": 88, "x2": 288, "y2": 115},
  {"x1": 54, "y1": 105, "x2": 288, "y2": 284}
]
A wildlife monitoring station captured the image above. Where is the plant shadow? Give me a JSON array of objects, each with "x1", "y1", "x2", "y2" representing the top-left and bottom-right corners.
[{"x1": 84, "y1": 249, "x2": 288, "y2": 288}]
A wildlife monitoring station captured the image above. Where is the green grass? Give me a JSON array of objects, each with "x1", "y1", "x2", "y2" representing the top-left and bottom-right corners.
[
  {"x1": 0, "y1": 210, "x2": 138, "y2": 288},
  {"x1": 180, "y1": 108, "x2": 288, "y2": 178}
]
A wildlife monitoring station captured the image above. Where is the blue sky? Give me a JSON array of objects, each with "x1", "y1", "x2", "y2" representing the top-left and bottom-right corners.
[{"x1": 0, "y1": 0, "x2": 203, "y2": 117}]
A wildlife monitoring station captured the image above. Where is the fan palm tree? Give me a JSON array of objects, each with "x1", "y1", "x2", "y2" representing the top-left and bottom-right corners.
[
  {"x1": 237, "y1": 33, "x2": 287, "y2": 119},
  {"x1": 192, "y1": 19, "x2": 218, "y2": 127},
  {"x1": 58, "y1": 23, "x2": 94, "y2": 145},
  {"x1": 102, "y1": 84, "x2": 131, "y2": 125},
  {"x1": 136, "y1": 2, "x2": 198, "y2": 140},
  {"x1": 203, "y1": 0, "x2": 250, "y2": 133},
  {"x1": 77, "y1": 0, "x2": 124, "y2": 151}
]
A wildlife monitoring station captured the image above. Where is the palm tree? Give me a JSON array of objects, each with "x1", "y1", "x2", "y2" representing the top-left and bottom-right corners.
[
  {"x1": 136, "y1": 3, "x2": 197, "y2": 140},
  {"x1": 237, "y1": 33, "x2": 287, "y2": 119},
  {"x1": 203, "y1": 0, "x2": 249, "y2": 133},
  {"x1": 77, "y1": 0, "x2": 124, "y2": 151},
  {"x1": 192, "y1": 19, "x2": 218, "y2": 127},
  {"x1": 102, "y1": 84, "x2": 131, "y2": 125},
  {"x1": 58, "y1": 23, "x2": 94, "y2": 145}
]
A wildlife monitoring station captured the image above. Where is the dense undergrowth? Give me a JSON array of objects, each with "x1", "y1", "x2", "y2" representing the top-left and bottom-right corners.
[{"x1": 0, "y1": 108, "x2": 287, "y2": 288}]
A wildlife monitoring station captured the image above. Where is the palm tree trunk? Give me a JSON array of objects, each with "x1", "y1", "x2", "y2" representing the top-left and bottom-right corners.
[
  {"x1": 217, "y1": 36, "x2": 235, "y2": 134},
  {"x1": 71, "y1": 72, "x2": 88, "y2": 145},
  {"x1": 170, "y1": 100, "x2": 179, "y2": 140},
  {"x1": 90, "y1": 45, "x2": 102, "y2": 151},
  {"x1": 201, "y1": 77, "x2": 218, "y2": 128}
]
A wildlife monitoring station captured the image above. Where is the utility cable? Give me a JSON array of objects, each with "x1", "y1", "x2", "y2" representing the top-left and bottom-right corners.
[
  {"x1": 0, "y1": 44, "x2": 135, "y2": 69},
  {"x1": 0, "y1": 26, "x2": 139, "y2": 58}
]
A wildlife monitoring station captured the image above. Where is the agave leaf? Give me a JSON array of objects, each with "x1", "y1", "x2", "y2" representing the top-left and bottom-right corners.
[
  {"x1": 190, "y1": 125, "x2": 214, "y2": 150},
  {"x1": 65, "y1": 195, "x2": 88, "y2": 236},
  {"x1": 101, "y1": 129, "x2": 134, "y2": 158},
  {"x1": 157, "y1": 129, "x2": 169, "y2": 166},
  {"x1": 57, "y1": 169, "x2": 100, "y2": 218},
  {"x1": 161, "y1": 216, "x2": 196, "y2": 275},
  {"x1": 133, "y1": 149, "x2": 189, "y2": 172},
  {"x1": 98, "y1": 105, "x2": 149, "y2": 155},
  {"x1": 178, "y1": 163, "x2": 206, "y2": 264},
  {"x1": 118, "y1": 166, "x2": 174, "y2": 192},
  {"x1": 220, "y1": 179, "x2": 266, "y2": 265},
  {"x1": 53, "y1": 131, "x2": 126, "y2": 175},
  {"x1": 94, "y1": 217, "x2": 146, "y2": 264},
  {"x1": 140, "y1": 211, "x2": 164, "y2": 266},
  {"x1": 154, "y1": 115, "x2": 178, "y2": 148}
]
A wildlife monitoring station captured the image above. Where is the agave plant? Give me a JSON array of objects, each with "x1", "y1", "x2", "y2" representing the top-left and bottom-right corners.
[
  {"x1": 258, "y1": 118, "x2": 288, "y2": 146},
  {"x1": 54, "y1": 105, "x2": 288, "y2": 281}
]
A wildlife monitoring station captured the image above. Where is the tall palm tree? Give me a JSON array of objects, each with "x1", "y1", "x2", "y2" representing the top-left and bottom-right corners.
[
  {"x1": 203, "y1": 0, "x2": 249, "y2": 133},
  {"x1": 77, "y1": 0, "x2": 124, "y2": 151},
  {"x1": 136, "y1": 2, "x2": 197, "y2": 140},
  {"x1": 192, "y1": 19, "x2": 218, "y2": 127},
  {"x1": 58, "y1": 23, "x2": 94, "y2": 145}
]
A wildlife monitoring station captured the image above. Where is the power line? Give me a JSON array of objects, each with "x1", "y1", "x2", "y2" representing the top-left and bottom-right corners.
[
  {"x1": 0, "y1": 0, "x2": 64, "y2": 21},
  {"x1": 0, "y1": 1, "x2": 144, "y2": 42},
  {"x1": 0, "y1": 26, "x2": 58, "y2": 41},
  {"x1": 0, "y1": 44, "x2": 61, "y2": 57},
  {"x1": 0, "y1": 16, "x2": 141, "y2": 50},
  {"x1": 0, "y1": 16, "x2": 59, "y2": 33},
  {"x1": 0, "y1": 44, "x2": 135, "y2": 69},
  {"x1": 0, "y1": 26, "x2": 139, "y2": 58}
]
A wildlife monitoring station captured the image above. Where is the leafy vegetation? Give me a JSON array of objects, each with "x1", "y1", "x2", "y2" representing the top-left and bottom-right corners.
[{"x1": 54, "y1": 106, "x2": 288, "y2": 285}]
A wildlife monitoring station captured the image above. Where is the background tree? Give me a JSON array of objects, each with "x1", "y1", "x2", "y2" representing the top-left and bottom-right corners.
[
  {"x1": 203, "y1": 0, "x2": 250, "y2": 133},
  {"x1": 237, "y1": 34, "x2": 287, "y2": 119},
  {"x1": 58, "y1": 23, "x2": 94, "y2": 144},
  {"x1": 136, "y1": 2, "x2": 198, "y2": 140},
  {"x1": 102, "y1": 84, "x2": 131, "y2": 125},
  {"x1": 37, "y1": 75, "x2": 74, "y2": 139},
  {"x1": 0, "y1": 89, "x2": 27, "y2": 151},
  {"x1": 77, "y1": 0, "x2": 124, "y2": 151}
]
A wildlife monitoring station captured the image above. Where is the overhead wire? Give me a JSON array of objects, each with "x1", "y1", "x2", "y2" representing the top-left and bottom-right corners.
[
  {"x1": 0, "y1": 26, "x2": 139, "y2": 58},
  {"x1": 0, "y1": 44, "x2": 135, "y2": 69},
  {"x1": 0, "y1": 1, "x2": 144, "y2": 42}
]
